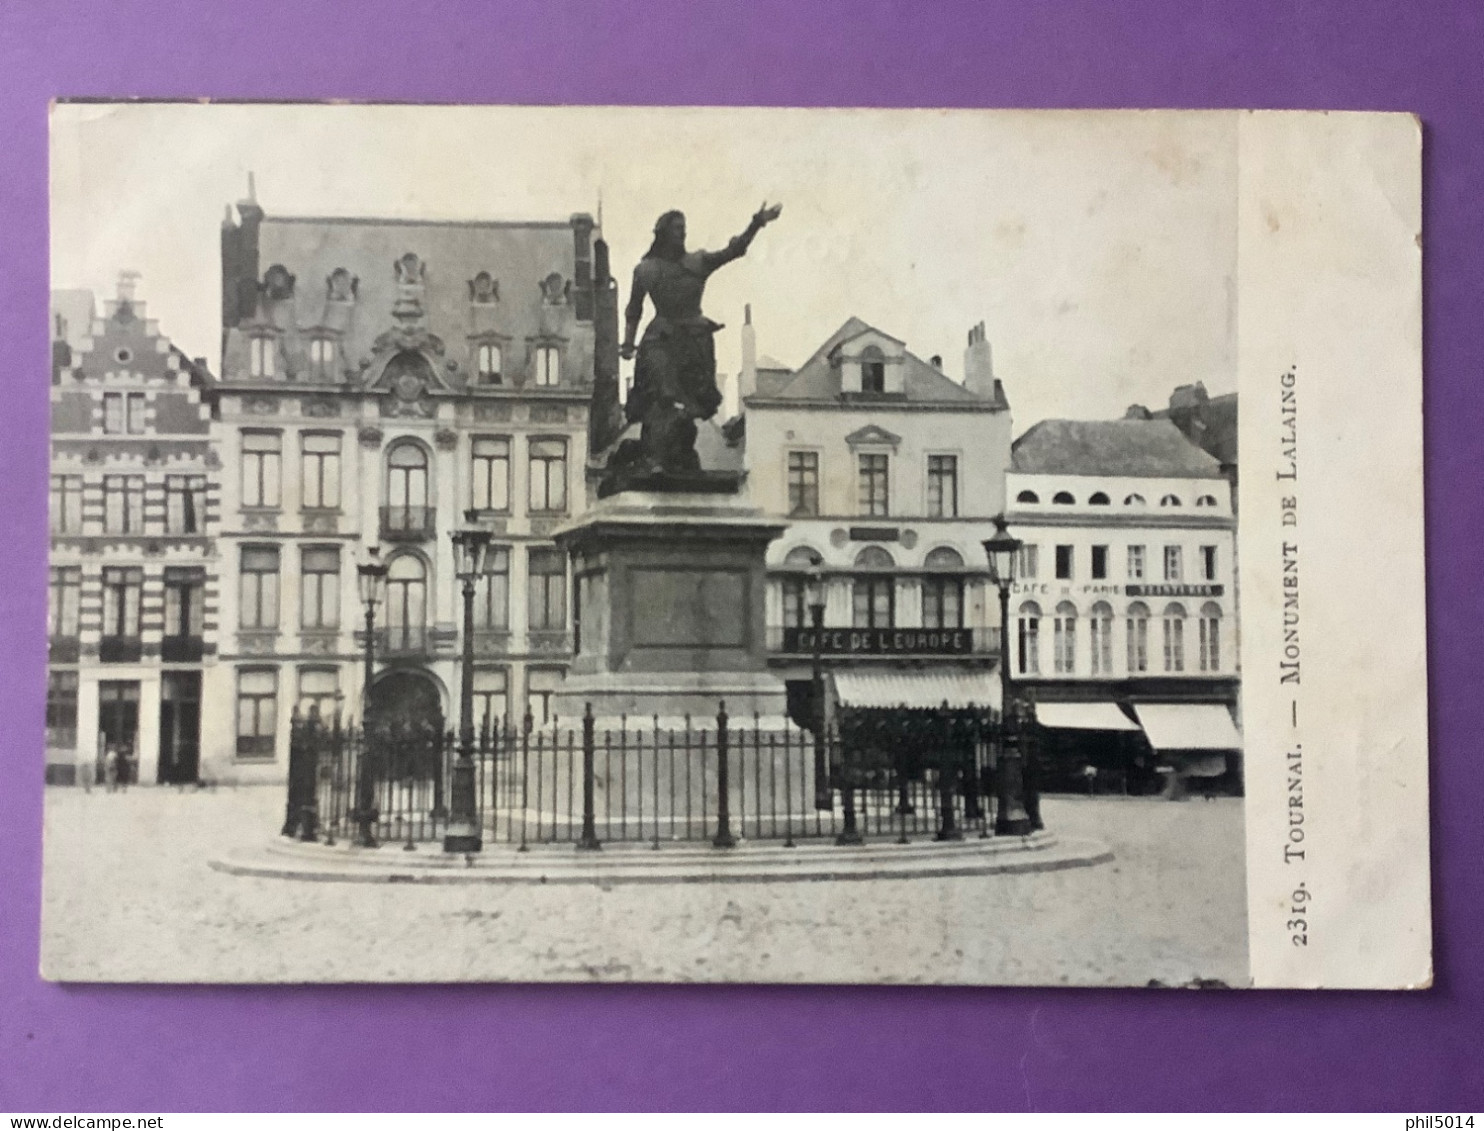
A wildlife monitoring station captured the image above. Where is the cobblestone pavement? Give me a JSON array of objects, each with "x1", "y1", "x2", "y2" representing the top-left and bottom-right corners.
[{"x1": 41, "y1": 786, "x2": 1247, "y2": 986}]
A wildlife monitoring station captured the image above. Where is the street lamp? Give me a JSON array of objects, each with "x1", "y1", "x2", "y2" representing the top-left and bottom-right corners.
[
  {"x1": 446, "y1": 509, "x2": 492, "y2": 853},
  {"x1": 983, "y1": 515, "x2": 1034, "y2": 836},
  {"x1": 805, "y1": 556, "x2": 832, "y2": 812},
  {"x1": 354, "y1": 545, "x2": 388, "y2": 848}
]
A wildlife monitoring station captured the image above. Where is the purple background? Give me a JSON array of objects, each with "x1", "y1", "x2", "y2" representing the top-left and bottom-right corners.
[{"x1": 1, "y1": 0, "x2": 1479, "y2": 1112}]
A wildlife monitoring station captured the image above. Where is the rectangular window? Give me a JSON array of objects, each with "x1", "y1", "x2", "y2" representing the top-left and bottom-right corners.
[
  {"x1": 921, "y1": 577, "x2": 964, "y2": 629},
  {"x1": 1201, "y1": 545, "x2": 1218, "y2": 581},
  {"x1": 300, "y1": 433, "x2": 342, "y2": 510},
  {"x1": 48, "y1": 567, "x2": 81, "y2": 638},
  {"x1": 1090, "y1": 613, "x2": 1113, "y2": 675},
  {"x1": 1055, "y1": 545, "x2": 1073, "y2": 580},
  {"x1": 1128, "y1": 545, "x2": 1146, "y2": 581},
  {"x1": 102, "y1": 392, "x2": 146, "y2": 435},
  {"x1": 164, "y1": 474, "x2": 207, "y2": 534},
  {"x1": 1163, "y1": 615, "x2": 1186, "y2": 673},
  {"x1": 1018, "y1": 544, "x2": 1039, "y2": 580},
  {"x1": 46, "y1": 670, "x2": 80, "y2": 750},
  {"x1": 472, "y1": 437, "x2": 511, "y2": 513},
  {"x1": 101, "y1": 567, "x2": 142, "y2": 636},
  {"x1": 851, "y1": 576, "x2": 894, "y2": 628},
  {"x1": 473, "y1": 668, "x2": 510, "y2": 731},
  {"x1": 308, "y1": 338, "x2": 337, "y2": 380},
  {"x1": 1164, "y1": 545, "x2": 1183, "y2": 582},
  {"x1": 162, "y1": 567, "x2": 205, "y2": 639},
  {"x1": 477, "y1": 545, "x2": 511, "y2": 630},
  {"x1": 103, "y1": 475, "x2": 145, "y2": 534},
  {"x1": 1018, "y1": 613, "x2": 1040, "y2": 675},
  {"x1": 297, "y1": 667, "x2": 340, "y2": 720},
  {"x1": 528, "y1": 438, "x2": 568, "y2": 514},
  {"x1": 1127, "y1": 615, "x2": 1148, "y2": 673},
  {"x1": 1091, "y1": 545, "x2": 1108, "y2": 580},
  {"x1": 528, "y1": 547, "x2": 567, "y2": 631},
  {"x1": 1200, "y1": 615, "x2": 1221, "y2": 672},
  {"x1": 249, "y1": 337, "x2": 275, "y2": 378},
  {"x1": 49, "y1": 475, "x2": 83, "y2": 534},
  {"x1": 300, "y1": 547, "x2": 340, "y2": 629},
  {"x1": 781, "y1": 576, "x2": 809, "y2": 630},
  {"x1": 241, "y1": 432, "x2": 282, "y2": 509},
  {"x1": 236, "y1": 668, "x2": 278, "y2": 757},
  {"x1": 1053, "y1": 611, "x2": 1076, "y2": 674},
  {"x1": 926, "y1": 455, "x2": 959, "y2": 518},
  {"x1": 534, "y1": 345, "x2": 560, "y2": 387},
  {"x1": 787, "y1": 451, "x2": 819, "y2": 517},
  {"x1": 858, "y1": 453, "x2": 889, "y2": 517},
  {"x1": 475, "y1": 343, "x2": 503, "y2": 385},
  {"x1": 240, "y1": 546, "x2": 280, "y2": 630}
]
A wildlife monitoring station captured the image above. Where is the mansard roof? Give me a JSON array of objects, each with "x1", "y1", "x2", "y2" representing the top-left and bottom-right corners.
[{"x1": 1011, "y1": 418, "x2": 1225, "y2": 478}]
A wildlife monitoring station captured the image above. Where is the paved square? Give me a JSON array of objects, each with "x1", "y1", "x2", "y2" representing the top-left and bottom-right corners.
[{"x1": 41, "y1": 786, "x2": 1247, "y2": 986}]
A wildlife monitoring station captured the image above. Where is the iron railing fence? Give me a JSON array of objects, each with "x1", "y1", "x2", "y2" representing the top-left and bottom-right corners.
[{"x1": 283, "y1": 703, "x2": 1007, "y2": 849}]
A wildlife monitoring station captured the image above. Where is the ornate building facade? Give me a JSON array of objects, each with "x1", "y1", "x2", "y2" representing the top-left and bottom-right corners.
[
  {"x1": 47, "y1": 278, "x2": 219, "y2": 785},
  {"x1": 738, "y1": 315, "x2": 1014, "y2": 716},
  {"x1": 205, "y1": 193, "x2": 613, "y2": 783}
]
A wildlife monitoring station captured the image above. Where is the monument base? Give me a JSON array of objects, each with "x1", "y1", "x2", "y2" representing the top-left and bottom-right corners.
[{"x1": 552, "y1": 488, "x2": 787, "y2": 729}]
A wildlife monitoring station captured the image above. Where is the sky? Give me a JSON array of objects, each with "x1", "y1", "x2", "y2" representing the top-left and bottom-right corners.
[{"x1": 50, "y1": 103, "x2": 1237, "y2": 430}]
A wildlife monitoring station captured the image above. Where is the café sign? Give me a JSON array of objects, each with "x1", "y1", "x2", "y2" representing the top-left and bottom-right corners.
[{"x1": 781, "y1": 627, "x2": 976, "y2": 655}]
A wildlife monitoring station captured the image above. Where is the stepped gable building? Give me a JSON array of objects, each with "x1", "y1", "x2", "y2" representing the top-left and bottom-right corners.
[
  {"x1": 1005, "y1": 416, "x2": 1241, "y2": 792},
  {"x1": 48, "y1": 276, "x2": 219, "y2": 786},
  {"x1": 209, "y1": 191, "x2": 615, "y2": 782},
  {"x1": 738, "y1": 313, "x2": 1014, "y2": 719}
]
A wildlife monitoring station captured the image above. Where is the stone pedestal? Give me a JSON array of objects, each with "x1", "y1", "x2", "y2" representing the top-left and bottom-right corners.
[{"x1": 552, "y1": 488, "x2": 788, "y2": 725}]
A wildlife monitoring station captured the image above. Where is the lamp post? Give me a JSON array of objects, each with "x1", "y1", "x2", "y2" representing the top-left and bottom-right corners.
[
  {"x1": 983, "y1": 514, "x2": 1035, "y2": 836},
  {"x1": 354, "y1": 545, "x2": 388, "y2": 848},
  {"x1": 446, "y1": 510, "x2": 491, "y2": 853},
  {"x1": 806, "y1": 557, "x2": 832, "y2": 811}
]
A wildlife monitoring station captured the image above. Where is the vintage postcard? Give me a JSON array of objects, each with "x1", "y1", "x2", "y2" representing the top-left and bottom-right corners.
[{"x1": 40, "y1": 104, "x2": 1427, "y2": 987}]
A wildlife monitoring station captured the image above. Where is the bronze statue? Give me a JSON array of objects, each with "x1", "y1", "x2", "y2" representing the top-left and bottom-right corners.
[{"x1": 603, "y1": 203, "x2": 781, "y2": 492}]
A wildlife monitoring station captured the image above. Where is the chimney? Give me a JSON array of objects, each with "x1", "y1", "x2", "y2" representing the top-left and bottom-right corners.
[
  {"x1": 930, "y1": 354, "x2": 943, "y2": 370},
  {"x1": 963, "y1": 320, "x2": 995, "y2": 399},
  {"x1": 116, "y1": 270, "x2": 140, "y2": 303},
  {"x1": 738, "y1": 303, "x2": 758, "y2": 403}
]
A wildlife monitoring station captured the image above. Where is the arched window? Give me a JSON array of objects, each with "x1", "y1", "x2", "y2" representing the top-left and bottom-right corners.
[
  {"x1": 1196, "y1": 494, "x2": 1218, "y2": 507},
  {"x1": 1015, "y1": 489, "x2": 1040, "y2": 504},
  {"x1": 1162, "y1": 602, "x2": 1187, "y2": 673},
  {"x1": 533, "y1": 344, "x2": 560, "y2": 387},
  {"x1": 780, "y1": 546, "x2": 822, "y2": 629},
  {"x1": 385, "y1": 441, "x2": 429, "y2": 534},
  {"x1": 1126, "y1": 601, "x2": 1150, "y2": 673},
  {"x1": 1017, "y1": 600, "x2": 1042, "y2": 676},
  {"x1": 308, "y1": 337, "x2": 337, "y2": 381},
  {"x1": 1052, "y1": 491, "x2": 1075, "y2": 505},
  {"x1": 1199, "y1": 601, "x2": 1222, "y2": 672},
  {"x1": 1124, "y1": 493, "x2": 1146, "y2": 506},
  {"x1": 852, "y1": 546, "x2": 894, "y2": 628},
  {"x1": 1053, "y1": 600, "x2": 1077, "y2": 674},
  {"x1": 1089, "y1": 600, "x2": 1114, "y2": 675},
  {"x1": 475, "y1": 342, "x2": 502, "y2": 385},
  {"x1": 922, "y1": 547, "x2": 965, "y2": 630},
  {"x1": 1159, "y1": 494, "x2": 1182, "y2": 507},
  {"x1": 1088, "y1": 491, "x2": 1110, "y2": 505},
  {"x1": 385, "y1": 553, "x2": 427, "y2": 653},
  {"x1": 860, "y1": 345, "x2": 886, "y2": 394}
]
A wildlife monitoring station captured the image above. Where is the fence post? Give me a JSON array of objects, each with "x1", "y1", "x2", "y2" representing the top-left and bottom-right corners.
[
  {"x1": 935, "y1": 702, "x2": 963, "y2": 841},
  {"x1": 712, "y1": 701, "x2": 736, "y2": 849},
  {"x1": 354, "y1": 722, "x2": 380, "y2": 848},
  {"x1": 281, "y1": 709, "x2": 308, "y2": 838},
  {"x1": 578, "y1": 703, "x2": 601, "y2": 850}
]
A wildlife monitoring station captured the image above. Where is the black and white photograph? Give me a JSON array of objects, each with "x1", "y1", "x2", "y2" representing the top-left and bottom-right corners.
[{"x1": 40, "y1": 103, "x2": 1426, "y2": 987}]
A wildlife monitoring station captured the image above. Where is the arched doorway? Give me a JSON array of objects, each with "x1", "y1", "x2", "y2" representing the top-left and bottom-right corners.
[{"x1": 368, "y1": 668, "x2": 445, "y2": 781}]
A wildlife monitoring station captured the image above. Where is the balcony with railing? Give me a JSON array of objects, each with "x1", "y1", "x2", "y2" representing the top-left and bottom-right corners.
[
  {"x1": 379, "y1": 505, "x2": 436, "y2": 543},
  {"x1": 161, "y1": 634, "x2": 206, "y2": 662},
  {"x1": 99, "y1": 635, "x2": 143, "y2": 663},
  {"x1": 767, "y1": 624, "x2": 1000, "y2": 659},
  {"x1": 378, "y1": 625, "x2": 430, "y2": 658}
]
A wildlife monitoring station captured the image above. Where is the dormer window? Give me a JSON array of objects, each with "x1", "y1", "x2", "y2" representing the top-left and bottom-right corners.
[
  {"x1": 476, "y1": 343, "x2": 503, "y2": 385},
  {"x1": 307, "y1": 338, "x2": 337, "y2": 381},
  {"x1": 533, "y1": 345, "x2": 560, "y2": 387},
  {"x1": 249, "y1": 336, "x2": 275, "y2": 378},
  {"x1": 860, "y1": 345, "x2": 886, "y2": 394}
]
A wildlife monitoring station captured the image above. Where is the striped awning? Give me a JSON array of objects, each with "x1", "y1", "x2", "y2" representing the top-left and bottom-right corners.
[
  {"x1": 831, "y1": 670, "x2": 1001, "y2": 711},
  {"x1": 1035, "y1": 701, "x2": 1141, "y2": 732},
  {"x1": 1134, "y1": 703, "x2": 1243, "y2": 751}
]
